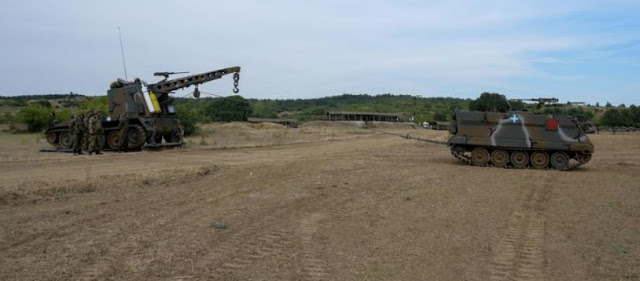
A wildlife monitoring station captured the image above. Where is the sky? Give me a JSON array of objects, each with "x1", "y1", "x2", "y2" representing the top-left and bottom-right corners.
[{"x1": 1, "y1": 0, "x2": 639, "y2": 105}]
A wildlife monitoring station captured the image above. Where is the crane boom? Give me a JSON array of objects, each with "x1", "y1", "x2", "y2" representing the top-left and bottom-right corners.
[{"x1": 148, "y1": 66, "x2": 240, "y2": 94}]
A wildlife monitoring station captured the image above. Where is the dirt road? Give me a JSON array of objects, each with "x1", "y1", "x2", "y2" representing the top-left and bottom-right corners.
[{"x1": 0, "y1": 130, "x2": 639, "y2": 280}]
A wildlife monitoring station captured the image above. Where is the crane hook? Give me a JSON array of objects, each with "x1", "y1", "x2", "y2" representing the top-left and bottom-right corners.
[
  {"x1": 193, "y1": 87, "x2": 201, "y2": 98},
  {"x1": 233, "y1": 72, "x2": 240, "y2": 94}
]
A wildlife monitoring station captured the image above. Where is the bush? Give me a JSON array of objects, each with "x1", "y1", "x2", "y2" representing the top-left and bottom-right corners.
[
  {"x1": 80, "y1": 96, "x2": 108, "y2": 114},
  {"x1": 251, "y1": 100, "x2": 278, "y2": 118},
  {"x1": 30, "y1": 100, "x2": 52, "y2": 108},
  {"x1": 176, "y1": 100, "x2": 200, "y2": 136},
  {"x1": 16, "y1": 104, "x2": 54, "y2": 132},
  {"x1": 469, "y1": 92, "x2": 510, "y2": 112},
  {"x1": 0, "y1": 112, "x2": 14, "y2": 124},
  {"x1": 203, "y1": 96, "x2": 252, "y2": 122}
]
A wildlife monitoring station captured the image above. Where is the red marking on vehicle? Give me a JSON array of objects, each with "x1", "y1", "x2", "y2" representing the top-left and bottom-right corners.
[{"x1": 546, "y1": 118, "x2": 559, "y2": 131}]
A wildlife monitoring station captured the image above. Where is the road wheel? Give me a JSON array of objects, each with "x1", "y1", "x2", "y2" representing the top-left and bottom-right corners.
[
  {"x1": 107, "y1": 131, "x2": 122, "y2": 149},
  {"x1": 451, "y1": 145, "x2": 465, "y2": 155},
  {"x1": 59, "y1": 132, "x2": 72, "y2": 149},
  {"x1": 530, "y1": 151, "x2": 549, "y2": 169},
  {"x1": 576, "y1": 153, "x2": 592, "y2": 164},
  {"x1": 510, "y1": 151, "x2": 529, "y2": 169},
  {"x1": 550, "y1": 151, "x2": 570, "y2": 170},
  {"x1": 154, "y1": 132, "x2": 163, "y2": 144},
  {"x1": 127, "y1": 124, "x2": 146, "y2": 150},
  {"x1": 471, "y1": 147, "x2": 490, "y2": 166},
  {"x1": 171, "y1": 130, "x2": 183, "y2": 143},
  {"x1": 491, "y1": 149, "x2": 509, "y2": 167},
  {"x1": 46, "y1": 131, "x2": 58, "y2": 147}
]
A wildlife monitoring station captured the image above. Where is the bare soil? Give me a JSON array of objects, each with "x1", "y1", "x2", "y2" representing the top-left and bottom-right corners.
[{"x1": 0, "y1": 124, "x2": 639, "y2": 280}]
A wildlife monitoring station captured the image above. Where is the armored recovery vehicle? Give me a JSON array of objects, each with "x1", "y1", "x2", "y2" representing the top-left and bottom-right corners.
[
  {"x1": 447, "y1": 110, "x2": 594, "y2": 170},
  {"x1": 45, "y1": 66, "x2": 241, "y2": 150}
]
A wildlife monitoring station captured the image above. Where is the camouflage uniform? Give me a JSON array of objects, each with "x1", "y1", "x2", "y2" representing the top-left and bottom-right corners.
[
  {"x1": 69, "y1": 115, "x2": 77, "y2": 153},
  {"x1": 117, "y1": 113, "x2": 130, "y2": 151},
  {"x1": 88, "y1": 111, "x2": 104, "y2": 155},
  {"x1": 77, "y1": 114, "x2": 87, "y2": 154},
  {"x1": 83, "y1": 112, "x2": 90, "y2": 152},
  {"x1": 71, "y1": 114, "x2": 86, "y2": 155}
]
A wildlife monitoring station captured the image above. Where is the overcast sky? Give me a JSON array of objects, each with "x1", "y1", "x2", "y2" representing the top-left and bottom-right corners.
[{"x1": 1, "y1": 0, "x2": 639, "y2": 105}]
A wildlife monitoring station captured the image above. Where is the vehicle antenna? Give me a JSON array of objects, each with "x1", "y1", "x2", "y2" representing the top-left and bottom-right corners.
[{"x1": 118, "y1": 27, "x2": 128, "y2": 80}]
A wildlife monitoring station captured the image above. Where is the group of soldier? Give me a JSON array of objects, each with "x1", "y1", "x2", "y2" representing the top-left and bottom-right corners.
[
  {"x1": 68, "y1": 110, "x2": 132, "y2": 155},
  {"x1": 68, "y1": 110, "x2": 105, "y2": 155}
]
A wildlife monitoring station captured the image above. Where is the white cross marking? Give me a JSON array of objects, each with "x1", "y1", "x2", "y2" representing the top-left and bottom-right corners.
[{"x1": 510, "y1": 114, "x2": 519, "y2": 123}]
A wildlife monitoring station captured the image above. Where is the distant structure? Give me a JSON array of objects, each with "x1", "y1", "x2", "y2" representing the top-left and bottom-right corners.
[
  {"x1": 566, "y1": 101, "x2": 587, "y2": 107},
  {"x1": 247, "y1": 117, "x2": 298, "y2": 128},
  {"x1": 325, "y1": 111, "x2": 405, "y2": 122},
  {"x1": 431, "y1": 121, "x2": 450, "y2": 130}
]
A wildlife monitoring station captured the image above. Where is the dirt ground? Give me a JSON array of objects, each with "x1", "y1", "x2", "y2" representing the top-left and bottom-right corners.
[{"x1": 0, "y1": 122, "x2": 639, "y2": 280}]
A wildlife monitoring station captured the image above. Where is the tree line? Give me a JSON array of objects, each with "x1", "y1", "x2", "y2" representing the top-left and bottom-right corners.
[{"x1": 2, "y1": 92, "x2": 638, "y2": 134}]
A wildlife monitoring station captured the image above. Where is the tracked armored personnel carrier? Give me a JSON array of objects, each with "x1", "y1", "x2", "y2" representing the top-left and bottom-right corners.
[
  {"x1": 45, "y1": 66, "x2": 240, "y2": 150},
  {"x1": 448, "y1": 110, "x2": 594, "y2": 170}
]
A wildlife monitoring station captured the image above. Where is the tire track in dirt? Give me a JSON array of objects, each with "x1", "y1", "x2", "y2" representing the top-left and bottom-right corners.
[
  {"x1": 76, "y1": 155, "x2": 368, "y2": 279},
  {"x1": 211, "y1": 228, "x2": 293, "y2": 277},
  {"x1": 79, "y1": 176, "x2": 305, "y2": 280},
  {"x1": 75, "y1": 204, "x2": 213, "y2": 280},
  {"x1": 489, "y1": 175, "x2": 551, "y2": 281},
  {"x1": 72, "y1": 168, "x2": 287, "y2": 280},
  {"x1": 286, "y1": 168, "x2": 406, "y2": 280},
  {"x1": 296, "y1": 213, "x2": 330, "y2": 280},
  {"x1": 195, "y1": 196, "x2": 357, "y2": 280},
  {"x1": 192, "y1": 203, "x2": 302, "y2": 280},
  {"x1": 191, "y1": 163, "x2": 399, "y2": 280}
]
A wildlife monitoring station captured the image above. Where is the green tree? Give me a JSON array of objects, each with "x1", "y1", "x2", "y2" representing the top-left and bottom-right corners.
[
  {"x1": 567, "y1": 107, "x2": 594, "y2": 120},
  {"x1": 0, "y1": 112, "x2": 14, "y2": 124},
  {"x1": 509, "y1": 100, "x2": 527, "y2": 110},
  {"x1": 204, "y1": 95, "x2": 252, "y2": 122},
  {"x1": 17, "y1": 104, "x2": 54, "y2": 132},
  {"x1": 80, "y1": 96, "x2": 108, "y2": 114},
  {"x1": 433, "y1": 110, "x2": 449, "y2": 121},
  {"x1": 251, "y1": 100, "x2": 278, "y2": 118},
  {"x1": 469, "y1": 92, "x2": 510, "y2": 112},
  {"x1": 629, "y1": 105, "x2": 640, "y2": 126},
  {"x1": 602, "y1": 108, "x2": 633, "y2": 127},
  {"x1": 175, "y1": 99, "x2": 201, "y2": 136}
]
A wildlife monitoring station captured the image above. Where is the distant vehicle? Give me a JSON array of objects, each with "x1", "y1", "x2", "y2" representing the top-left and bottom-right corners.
[
  {"x1": 574, "y1": 117, "x2": 597, "y2": 134},
  {"x1": 45, "y1": 66, "x2": 241, "y2": 150}
]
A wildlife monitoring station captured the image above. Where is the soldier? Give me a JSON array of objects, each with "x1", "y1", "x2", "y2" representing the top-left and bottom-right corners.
[
  {"x1": 117, "y1": 112, "x2": 130, "y2": 152},
  {"x1": 75, "y1": 113, "x2": 87, "y2": 154},
  {"x1": 88, "y1": 110, "x2": 104, "y2": 155},
  {"x1": 69, "y1": 115, "x2": 77, "y2": 154},
  {"x1": 83, "y1": 111, "x2": 91, "y2": 152}
]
